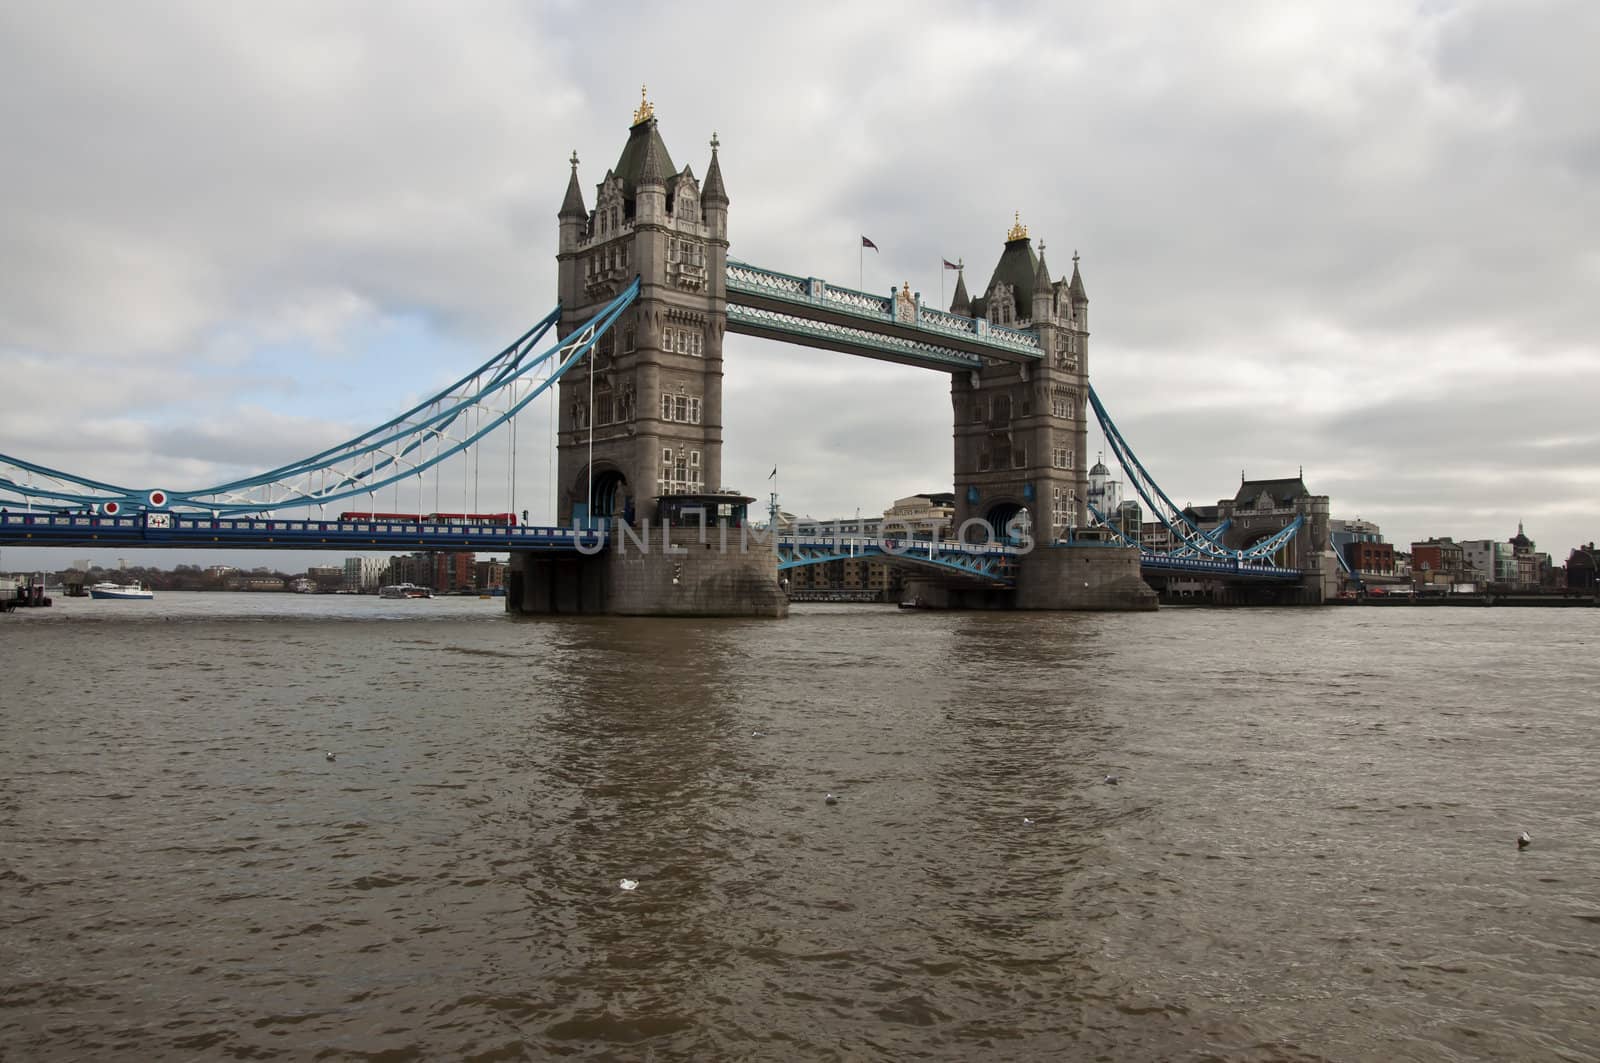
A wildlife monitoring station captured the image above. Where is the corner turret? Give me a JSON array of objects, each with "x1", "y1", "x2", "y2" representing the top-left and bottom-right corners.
[
  {"x1": 1033, "y1": 242, "x2": 1054, "y2": 311},
  {"x1": 949, "y1": 267, "x2": 970, "y2": 315},
  {"x1": 559, "y1": 150, "x2": 587, "y2": 252},
  {"x1": 702, "y1": 132, "x2": 728, "y2": 242},
  {"x1": 1068, "y1": 250, "x2": 1088, "y2": 327}
]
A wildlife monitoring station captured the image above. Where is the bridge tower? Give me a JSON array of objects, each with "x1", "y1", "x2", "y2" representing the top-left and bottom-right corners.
[
  {"x1": 555, "y1": 90, "x2": 730, "y2": 527},
  {"x1": 915, "y1": 218, "x2": 1153, "y2": 611},
  {"x1": 510, "y1": 90, "x2": 784, "y2": 616},
  {"x1": 950, "y1": 217, "x2": 1091, "y2": 545}
]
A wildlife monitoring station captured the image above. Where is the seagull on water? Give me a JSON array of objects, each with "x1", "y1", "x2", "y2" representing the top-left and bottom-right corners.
[
  {"x1": 325, "y1": 752, "x2": 336, "y2": 762},
  {"x1": 619, "y1": 878, "x2": 638, "y2": 891},
  {"x1": 825, "y1": 793, "x2": 838, "y2": 805},
  {"x1": 1022, "y1": 817, "x2": 1035, "y2": 826},
  {"x1": 1517, "y1": 832, "x2": 1531, "y2": 850},
  {"x1": 1103, "y1": 774, "x2": 1119, "y2": 785}
]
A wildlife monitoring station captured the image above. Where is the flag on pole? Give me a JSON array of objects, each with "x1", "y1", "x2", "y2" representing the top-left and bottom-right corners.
[
  {"x1": 942, "y1": 259, "x2": 961, "y2": 270},
  {"x1": 769, "y1": 466, "x2": 777, "y2": 479},
  {"x1": 861, "y1": 236, "x2": 879, "y2": 251}
]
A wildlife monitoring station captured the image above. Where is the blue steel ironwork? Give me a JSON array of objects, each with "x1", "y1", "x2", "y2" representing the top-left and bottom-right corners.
[
  {"x1": 1089, "y1": 494, "x2": 1302, "y2": 569},
  {"x1": 1086, "y1": 385, "x2": 1304, "y2": 563},
  {"x1": 0, "y1": 280, "x2": 641, "y2": 516},
  {"x1": 1330, "y1": 536, "x2": 1364, "y2": 591},
  {"x1": 1167, "y1": 519, "x2": 1231, "y2": 557},
  {"x1": 776, "y1": 534, "x2": 1017, "y2": 585}
]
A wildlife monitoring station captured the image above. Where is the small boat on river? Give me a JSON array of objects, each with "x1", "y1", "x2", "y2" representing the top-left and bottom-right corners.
[
  {"x1": 379, "y1": 583, "x2": 433, "y2": 599},
  {"x1": 89, "y1": 581, "x2": 155, "y2": 601}
]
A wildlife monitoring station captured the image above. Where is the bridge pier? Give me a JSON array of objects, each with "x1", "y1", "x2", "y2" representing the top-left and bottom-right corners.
[
  {"x1": 1013, "y1": 544, "x2": 1156, "y2": 610},
  {"x1": 903, "y1": 544, "x2": 1155, "y2": 611},
  {"x1": 508, "y1": 539, "x2": 786, "y2": 618}
]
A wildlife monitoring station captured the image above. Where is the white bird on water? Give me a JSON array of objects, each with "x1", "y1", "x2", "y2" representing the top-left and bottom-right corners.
[
  {"x1": 825, "y1": 793, "x2": 838, "y2": 805},
  {"x1": 1517, "y1": 832, "x2": 1532, "y2": 850},
  {"x1": 1022, "y1": 817, "x2": 1036, "y2": 826},
  {"x1": 325, "y1": 752, "x2": 336, "y2": 762},
  {"x1": 1103, "y1": 774, "x2": 1119, "y2": 785},
  {"x1": 619, "y1": 879, "x2": 638, "y2": 891}
]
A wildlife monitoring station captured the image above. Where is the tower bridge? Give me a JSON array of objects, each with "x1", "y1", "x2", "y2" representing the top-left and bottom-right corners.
[{"x1": 0, "y1": 91, "x2": 1340, "y2": 614}]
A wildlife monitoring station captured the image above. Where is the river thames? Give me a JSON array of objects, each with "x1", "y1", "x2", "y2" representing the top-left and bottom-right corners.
[{"x1": 2, "y1": 595, "x2": 1597, "y2": 1061}]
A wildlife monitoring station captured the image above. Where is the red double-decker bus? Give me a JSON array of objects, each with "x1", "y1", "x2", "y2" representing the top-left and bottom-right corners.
[
  {"x1": 337, "y1": 511, "x2": 519, "y2": 525},
  {"x1": 424, "y1": 512, "x2": 518, "y2": 526}
]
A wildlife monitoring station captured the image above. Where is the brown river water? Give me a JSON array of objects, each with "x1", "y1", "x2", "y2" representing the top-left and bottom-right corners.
[{"x1": 2, "y1": 595, "x2": 1598, "y2": 1061}]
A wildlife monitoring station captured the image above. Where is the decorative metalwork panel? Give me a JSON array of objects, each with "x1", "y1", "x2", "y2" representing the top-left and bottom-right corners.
[
  {"x1": 918, "y1": 307, "x2": 979, "y2": 337},
  {"x1": 822, "y1": 287, "x2": 893, "y2": 315},
  {"x1": 725, "y1": 262, "x2": 808, "y2": 295},
  {"x1": 988, "y1": 323, "x2": 1043, "y2": 353}
]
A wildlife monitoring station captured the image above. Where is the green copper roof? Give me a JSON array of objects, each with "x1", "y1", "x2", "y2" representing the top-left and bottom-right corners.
[
  {"x1": 973, "y1": 236, "x2": 1039, "y2": 319},
  {"x1": 613, "y1": 118, "x2": 677, "y2": 197}
]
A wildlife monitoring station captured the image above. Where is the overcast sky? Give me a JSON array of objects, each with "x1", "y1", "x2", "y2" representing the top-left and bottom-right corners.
[{"x1": 2, "y1": 0, "x2": 1597, "y2": 571}]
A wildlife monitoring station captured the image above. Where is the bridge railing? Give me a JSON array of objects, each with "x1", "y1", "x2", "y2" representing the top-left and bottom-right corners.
[
  {"x1": 778, "y1": 533, "x2": 1020, "y2": 557},
  {"x1": 0, "y1": 510, "x2": 599, "y2": 546},
  {"x1": 1138, "y1": 553, "x2": 1301, "y2": 579}
]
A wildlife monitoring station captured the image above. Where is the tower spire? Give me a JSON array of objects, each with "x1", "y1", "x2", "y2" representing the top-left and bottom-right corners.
[
  {"x1": 1068, "y1": 249, "x2": 1088, "y2": 303},
  {"x1": 950, "y1": 266, "x2": 971, "y2": 315},
  {"x1": 559, "y1": 149, "x2": 586, "y2": 219},
  {"x1": 703, "y1": 130, "x2": 729, "y2": 205}
]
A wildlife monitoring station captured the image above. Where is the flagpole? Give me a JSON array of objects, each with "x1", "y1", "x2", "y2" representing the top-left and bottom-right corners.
[
  {"x1": 859, "y1": 243, "x2": 863, "y2": 291},
  {"x1": 940, "y1": 260, "x2": 945, "y2": 311}
]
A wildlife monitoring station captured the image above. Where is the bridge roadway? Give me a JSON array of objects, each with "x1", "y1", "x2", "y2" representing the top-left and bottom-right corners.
[
  {"x1": 0, "y1": 510, "x2": 598, "y2": 553},
  {"x1": 2, "y1": 512, "x2": 1301, "y2": 585},
  {"x1": 0, "y1": 511, "x2": 1022, "y2": 582}
]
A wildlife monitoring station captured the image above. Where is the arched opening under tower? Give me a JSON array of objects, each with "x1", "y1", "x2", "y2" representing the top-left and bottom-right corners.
[
  {"x1": 984, "y1": 501, "x2": 1031, "y2": 545},
  {"x1": 575, "y1": 468, "x2": 629, "y2": 527}
]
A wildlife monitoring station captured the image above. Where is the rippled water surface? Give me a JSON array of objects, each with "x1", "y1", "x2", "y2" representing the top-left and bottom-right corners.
[{"x1": 3, "y1": 594, "x2": 1598, "y2": 1061}]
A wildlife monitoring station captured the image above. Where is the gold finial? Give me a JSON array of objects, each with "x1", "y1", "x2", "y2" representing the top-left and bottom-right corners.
[
  {"x1": 1006, "y1": 211, "x2": 1028, "y2": 242},
  {"x1": 632, "y1": 84, "x2": 655, "y2": 125}
]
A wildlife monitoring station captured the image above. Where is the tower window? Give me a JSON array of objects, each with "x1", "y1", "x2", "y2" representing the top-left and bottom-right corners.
[{"x1": 660, "y1": 392, "x2": 704, "y2": 425}]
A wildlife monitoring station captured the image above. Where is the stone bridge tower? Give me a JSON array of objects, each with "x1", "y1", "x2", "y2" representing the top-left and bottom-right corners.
[
  {"x1": 950, "y1": 216, "x2": 1091, "y2": 545},
  {"x1": 513, "y1": 90, "x2": 782, "y2": 616},
  {"x1": 555, "y1": 89, "x2": 730, "y2": 527}
]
